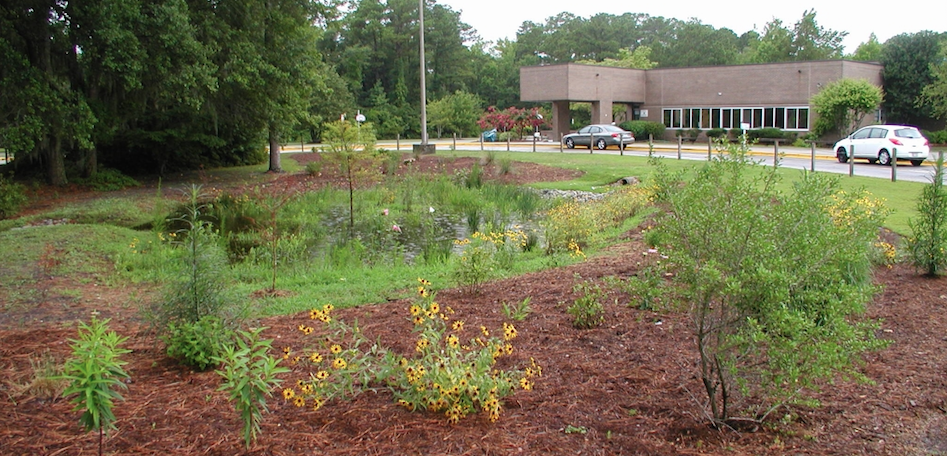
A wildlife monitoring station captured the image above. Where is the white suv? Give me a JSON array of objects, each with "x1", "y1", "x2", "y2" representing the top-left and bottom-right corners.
[{"x1": 834, "y1": 125, "x2": 930, "y2": 166}]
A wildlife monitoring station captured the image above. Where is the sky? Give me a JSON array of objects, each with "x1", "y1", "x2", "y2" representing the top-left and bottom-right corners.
[{"x1": 436, "y1": 0, "x2": 946, "y2": 54}]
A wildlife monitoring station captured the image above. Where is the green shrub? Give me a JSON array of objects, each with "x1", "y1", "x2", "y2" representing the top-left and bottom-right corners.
[
  {"x1": 567, "y1": 277, "x2": 606, "y2": 329},
  {"x1": 906, "y1": 152, "x2": 947, "y2": 275},
  {"x1": 620, "y1": 121, "x2": 666, "y2": 140},
  {"x1": 0, "y1": 174, "x2": 28, "y2": 219},
  {"x1": 305, "y1": 160, "x2": 323, "y2": 176},
  {"x1": 746, "y1": 127, "x2": 785, "y2": 141},
  {"x1": 706, "y1": 128, "x2": 727, "y2": 139},
  {"x1": 163, "y1": 316, "x2": 234, "y2": 371},
  {"x1": 60, "y1": 317, "x2": 131, "y2": 453},
  {"x1": 74, "y1": 168, "x2": 140, "y2": 192},
  {"x1": 922, "y1": 129, "x2": 947, "y2": 144}
]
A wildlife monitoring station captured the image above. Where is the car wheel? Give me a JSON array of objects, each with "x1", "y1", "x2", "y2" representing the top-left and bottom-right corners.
[
  {"x1": 878, "y1": 150, "x2": 891, "y2": 166},
  {"x1": 911, "y1": 160, "x2": 924, "y2": 167},
  {"x1": 595, "y1": 139, "x2": 607, "y2": 150},
  {"x1": 565, "y1": 138, "x2": 575, "y2": 149},
  {"x1": 836, "y1": 148, "x2": 848, "y2": 163}
]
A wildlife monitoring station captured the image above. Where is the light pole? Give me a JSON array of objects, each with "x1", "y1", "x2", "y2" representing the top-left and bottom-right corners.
[{"x1": 414, "y1": 0, "x2": 435, "y2": 155}]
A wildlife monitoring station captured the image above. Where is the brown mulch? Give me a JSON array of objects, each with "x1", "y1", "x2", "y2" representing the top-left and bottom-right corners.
[{"x1": 1, "y1": 153, "x2": 946, "y2": 455}]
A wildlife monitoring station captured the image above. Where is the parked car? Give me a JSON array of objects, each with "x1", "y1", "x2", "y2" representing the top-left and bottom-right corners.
[
  {"x1": 563, "y1": 124, "x2": 635, "y2": 150},
  {"x1": 833, "y1": 125, "x2": 930, "y2": 166}
]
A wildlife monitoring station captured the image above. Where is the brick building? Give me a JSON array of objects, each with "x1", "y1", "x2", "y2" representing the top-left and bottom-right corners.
[{"x1": 519, "y1": 60, "x2": 884, "y2": 140}]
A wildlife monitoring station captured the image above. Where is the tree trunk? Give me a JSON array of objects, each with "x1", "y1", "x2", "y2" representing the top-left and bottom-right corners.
[
  {"x1": 81, "y1": 147, "x2": 97, "y2": 178},
  {"x1": 268, "y1": 127, "x2": 282, "y2": 173},
  {"x1": 45, "y1": 136, "x2": 67, "y2": 186}
]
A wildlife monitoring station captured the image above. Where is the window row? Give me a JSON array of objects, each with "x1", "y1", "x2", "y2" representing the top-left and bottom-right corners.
[{"x1": 662, "y1": 107, "x2": 810, "y2": 131}]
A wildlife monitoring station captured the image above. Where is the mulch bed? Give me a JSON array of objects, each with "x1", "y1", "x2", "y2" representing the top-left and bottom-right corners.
[{"x1": 1, "y1": 153, "x2": 946, "y2": 455}]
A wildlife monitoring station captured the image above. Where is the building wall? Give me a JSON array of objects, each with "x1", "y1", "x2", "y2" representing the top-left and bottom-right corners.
[{"x1": 520, "y1": 61, "x2": 883, "y2": 139}]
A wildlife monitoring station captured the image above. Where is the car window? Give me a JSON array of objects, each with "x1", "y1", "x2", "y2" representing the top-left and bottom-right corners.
[
  {"x1": 602, "y1": 125, "x2": 623, "y2": 133},
  {"x1": 577, "y1": 126, "x2": 591, "y2": 134},
  {"x1": 869, "y1": 128, "x2": 887, "y2": 139},
  {"x1": 852, "y1": 128, "x2": 871, "y2": 140},
  {"x1": 590, "y1": 126, "x2": 602, "y2": 134},
  {"x1": 894, "y1": 128, "x2": 922, "y2": 138}
]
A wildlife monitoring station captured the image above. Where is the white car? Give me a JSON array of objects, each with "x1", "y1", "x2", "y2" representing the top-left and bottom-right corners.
[{"x1": 834, "y1": 125, "x2": 930, "y2": 166}]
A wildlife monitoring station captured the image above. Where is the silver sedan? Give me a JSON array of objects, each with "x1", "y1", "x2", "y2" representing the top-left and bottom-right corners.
[{"x1": 563, "y1": 124, "x2": 635, "y2": 150}]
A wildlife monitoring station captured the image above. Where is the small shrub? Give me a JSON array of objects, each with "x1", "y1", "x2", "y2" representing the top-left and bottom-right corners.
[
  {"x1": 567, "y1": 276, "x2": 607, "y2": 329},
  {"x1": 501, "y1": 296, "x2": 532, "y2": 321},
  {"x1": 453, "y1": 238, "x2": 496, "y2": 293},
  {"x1": 619, "y1": 120, "x2": 665, "y2": 140},
  {"x1": 0, "y1": 174, "x2": 28, "y2": 219},
  {"x1": 74, "y1": 168, "x2": 140, "y2": 192},
  {"x1": 706, "y1": 128, "x2": 727, "y2": 139},
  {"x1": 305, "y1": 160, "x2": 323, "y2": 176},
  {"x1": 163, "y1": 316, "x2": 235, "y2": 371},
  {"x1": 906, "y1": 152, "x2": 947, "y2": 275},
  {"x1": 498, "y1": 157, "x2": 513, "y2": 175},
  {"x1": 60, "y1": 317, "x2": 131, "y2": 451},
  {"x1": 215, "y1": 327, "x2": 289, "y2": 449},
  {"x1": 24, "y1": 350, "x2": 66, "y2": 400},
  {"x1": 747, "y1": 127, "x2": 784, "y2": 141}
]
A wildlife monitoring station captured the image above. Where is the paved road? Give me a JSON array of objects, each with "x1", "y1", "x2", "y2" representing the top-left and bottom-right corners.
[{"x1": 285, "y1": 138, "x2": 947, "y2": 184}]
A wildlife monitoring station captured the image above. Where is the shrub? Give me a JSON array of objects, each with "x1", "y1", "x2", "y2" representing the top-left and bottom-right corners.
[
  {"x1": 163, "y1": 316, "x2": 235, "y2": 371},
  {"x1": 619, "y1": 120, "x2": 665, "y2": 140},
  {"x1": 706, "y1": 128, "x2": 727, "y2": 139},
  {"x1": 567, "y1": 276, "x2": 607, "y2": 329},
  {"x1": 906, "y1": 152, "x2": 947, "y2": 275},
  {"x1": 922, "y1": 129, "x2": 947, "y2": 144},
  {"x1": 746, "y1": 127, "x2": 785, "y2": 141},
  {"x1": 60, "y1": 317, "x2": 131, "y2": 453},
  {"x1": 654, "y1": 142, "x2": 888, "y2": 424},
  {"x1": 215, "y1": 327, "x2": 289, "y2": 449},
  {"x1": 0, "y1": 174, "x2": 28, "y2": 219},
  {"x1": 74, "y1": 168, "x2": 140, "y2": 192},
  {"x1": 305, "y1": 160, "x2": 323, "y2": 176}
]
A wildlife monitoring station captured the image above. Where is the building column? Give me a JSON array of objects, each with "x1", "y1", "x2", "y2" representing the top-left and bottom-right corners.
[
  {"x1": 552, "y1": 101, "x2": 571, "y2": 140},
  {"x1": 591, "y1": 99, "x2": 614, "y2": 125}
]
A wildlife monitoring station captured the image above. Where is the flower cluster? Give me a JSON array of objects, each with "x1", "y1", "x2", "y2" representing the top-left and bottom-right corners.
[{"x1": 392, "y1": 278, "x2": 539, "y2": 424}]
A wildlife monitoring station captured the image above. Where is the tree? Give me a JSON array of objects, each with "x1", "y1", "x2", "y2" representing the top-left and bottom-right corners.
[
  {"x1": 652, "y1": 147, "x2": 886, "y2": 425},
  {"x1": 848, "y1": 33, "x2": 883, "y2": 62},
  {"x1": 576, "y1": 46, "x2": 657, "y2": 69},
  {"x1": 427, "y1": 91, "x2": 483, "y2": 138},
  {"x1": 322, "y1": 120, "x2": 381, "y2": 230},
  {"x1": 753, "y1": 19, "x2": 794, "y2": 63},
  {"x1": 919, "y1": 42, "x2": 947, "y2": 120},
  {"x1": 907, "y1": 152, "x2": 947, "y2": 276},
  {"x1": 881, "y1": 31, "x2": 946, "y2": 127},
  {"x1": 810, "y1": 78, "x2": 883, "y2": 137},
  {"x1": 790, "y1": 9, "x2": 845, "y2": 61}
]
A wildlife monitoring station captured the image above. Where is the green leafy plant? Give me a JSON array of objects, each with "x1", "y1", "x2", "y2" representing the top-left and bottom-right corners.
[
  {"x1": 567, "y1": 276, "x2": 607, "y2": 329},
  {"x1": 163, "y1": 316, "x2": 234, "y2": 371},
  {"x1": 0, "y1": 173, "x2": 28, "y2": 219},
  {"x1": 281, "y1": 279, "x2": 540, "y2": 424},
  {"x1": 906, "y1": 152, "x2": 947, "y2": 276},
  {"x1": 501, "y1": 296, "x2": 532, "y2": 321},
  {"x1": 60, "y1": 317, "x2": 131, "y2": 456},
  {"x1": 655, "y1": 142, "x2": 888, "y2": 425},
  {"x1": 215, "y1": 327, "x2": 289, "y2": 449}
]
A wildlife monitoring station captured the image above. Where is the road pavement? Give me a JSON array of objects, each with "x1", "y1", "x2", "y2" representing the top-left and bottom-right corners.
[{"x1": 284, "y1": 138, "x2": 947, "y2": 184}]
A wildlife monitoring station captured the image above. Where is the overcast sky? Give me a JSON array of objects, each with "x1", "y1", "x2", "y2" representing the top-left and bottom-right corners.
[{"x1": 436, "y1": 0, "x2": 945, "y2": 54}]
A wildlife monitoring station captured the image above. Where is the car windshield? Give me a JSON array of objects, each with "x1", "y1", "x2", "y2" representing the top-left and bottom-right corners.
[{"x1": 894, "y1": 128, "x2": 922, "y2": 139}]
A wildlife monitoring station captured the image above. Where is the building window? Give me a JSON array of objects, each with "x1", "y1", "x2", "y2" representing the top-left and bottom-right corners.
[{"x1": 663, "y1": 107, "x2": 810, "y2": 131}]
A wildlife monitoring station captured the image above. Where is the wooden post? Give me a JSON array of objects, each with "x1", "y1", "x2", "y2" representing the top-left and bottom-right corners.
[
  {"x1": 589, "y1": 130, "x2": 594, "y2": 153},
  {"x1": 506, "y1": 136, "x2": 510, "y2": 152},
  {"x1": 648, "y1": 133, "x2": 654, "y2": 157},
  {"x1": 707, "y1": 140, "x2": 711, "y2": 161},
  {"x1": 452, "y1": 133, "x2": 456, "y2": 150},
  {"x1": 532, "y1": 133, "x2": 537, "y2": 152},
  {"x1": 810, "y1": 142, "x2": 816, "y2": 172},
  {"x1": 677, "y1": 136, "x2": 682, "y2": 160},
  {"x1": 891, "y1": 147, "x2": 898, "y2": 182},
  {"x1": 619, "y1": 135, "x2": 624, "y2": 156},
  {"x1": 480, "y1": 132, "x2": 483, "y2": 151},
  {"x1": 560, "y1": 133, "x2": 564, "y2": 153},
  {"x1": 774, "y1": 140, "x2": 779, "y2": 168},
  {"x1": 397, "y1": 134, "x2": 400, "y2": 151},
  {"x1": 849, "y1": 144, "x2": 855, "y2": 177}
]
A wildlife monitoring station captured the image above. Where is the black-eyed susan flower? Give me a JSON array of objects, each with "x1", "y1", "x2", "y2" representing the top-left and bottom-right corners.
[
  {"x1": 282, "y1": 388, "x2": 295, "y2": 400},
  {"x1": 452, "y1": 320, "x2": 464, "y2": 331},
  {"x1": 519, "y1": 377, "x2": 533, "y2": 391},
  {"x1": 446, "y1": 334, "x2": 460, "y2": 348},
  {"x1": 315, "y1": 370, "x2": 329, "y2": 380},
  {"x1": 309, "y1": 352, "x2": 323, "y2": 363},
  {"x1": 332, "y1": 358, "x2": 347, "y2": 370},
  {"x1": 409, "y1": 304, "x2": 422, "y2": 316},
  {"x1": 330, "y1": 344, "x2": 342, "y2": 354},
  {"x1": 415, "y1": 337, "x2": 430, "y2": 352},
  {"x1": 293, "y1": 396, "x2": 306, "y2": 407}
]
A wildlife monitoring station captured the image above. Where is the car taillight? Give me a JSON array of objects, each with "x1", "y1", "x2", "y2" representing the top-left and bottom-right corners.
[
  {"x1": 611, "y1": 133, "x2": 619, "y2": 138},
  {"x1": 924, "y1": 139, "x2": 930, "y2": 146},
  {"x1": 888, "y1": 138, "x2": 903, "y2": 146}
]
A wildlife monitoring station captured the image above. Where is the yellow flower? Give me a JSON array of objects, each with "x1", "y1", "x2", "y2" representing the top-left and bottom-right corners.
[
  {"x1": 315, "y1": 370, "x2": 329, "y2": 380},
  {"x1": 446, "y1": 334, "x2": 460, "y2": 348},
  {"x1": 430, "y1": 302, "x2": 440, "y2": 314},
  {"x1": 503, "y1": 322, "x2": 517, "y2": 340},
  {"x1": 330, "y1": 344, "x2": 342, "y2": 354},
  {"x1": 416, "y1": 337, "x2": 430, "y2": 352},
  {"x1": 309, "y1": 352, "x2": 323, "y2": 363},
  {"x1": 332, "y1": 358, "x2": 347, "y2": 370},
  {"x1": 452, "y1": 320, "x2": 464, "y2": 331},
  {"x1": 519, "y1": 377, "x2": 533, "y2": 391},
  {"x1": 410, "y1": 304, "x2": 422, "y2": 316},
  {"x1": 480, "y1": 326, "x2": 489, "y2": 337},
  {"x1": 282, "y1": 388, "x2": 295, "y2": 400},
  {"x1": 293, "y1": 396, "x2": 306, "y2": 407}
]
